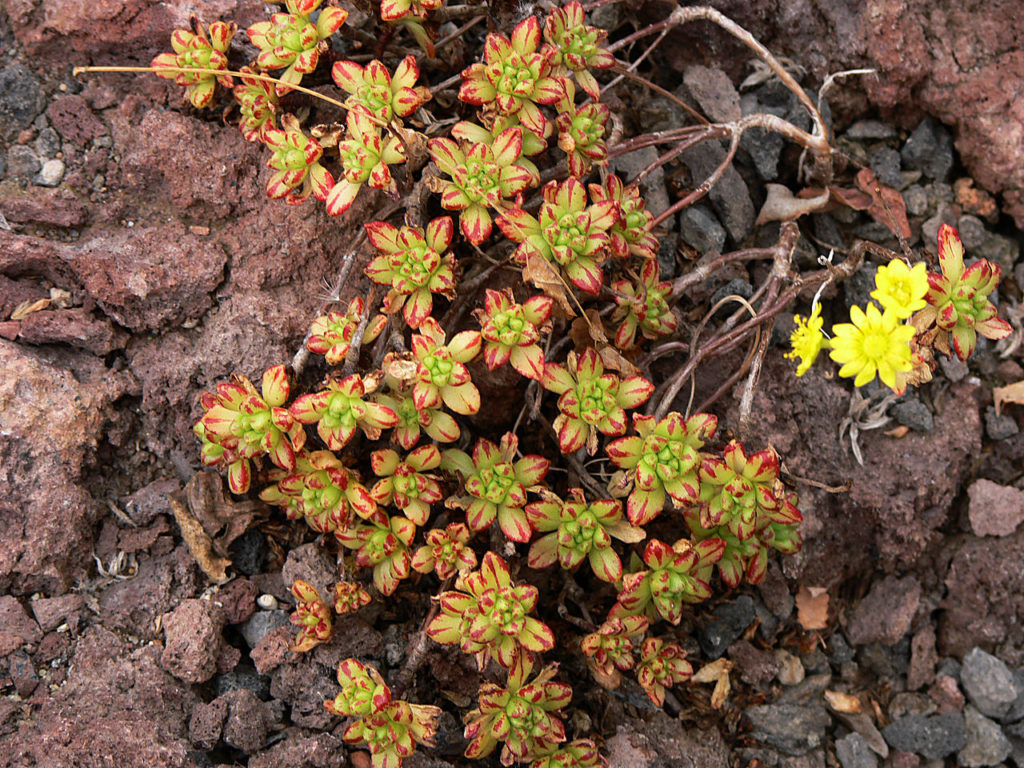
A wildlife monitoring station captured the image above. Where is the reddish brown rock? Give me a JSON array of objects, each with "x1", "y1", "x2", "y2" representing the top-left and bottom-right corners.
[
  {"x1": 270, "y1": 654, "x2": 339, "y2": 730},
  {"x1": 63, "y1": 225, "x2": 226, "y2": 332},
  {"x1": 929, "y1": 674, "x2": 966, "y2": 714},
  {"x1": 0, "y1": 230, "x2": 80, "y2": 287},
  {"x1": 846, "y1": 575, "x2": 922, "y2": 647},
  {"x1": 29, "y1": 594, "x2": 84, "y2": 633},
  {"x1": 907, "y1": 625, "x2": 938, "y2": 691},
  {"x1": 248, "y1": 732, "x2": 346, "y2": 768},
  {"x1": 0, "y1": 597, "x2": 42, "y2": 657},
  {"x1": 221, "y1": 688, "x2": 270, "y2": 754},
  {"x1": 189, "y1": 696, "x2": 228, "y2": 751},
  {"x1": 47, "y1": 94, "x2": 108, "y2": 147},
  {"x1": 0, "y1": 185, "x2": 90, "y2": 228},
  {"x1": 160, "y1": 598, "x2": 223, "y2": 683},
  {"x1": 0, "y1": 340, "x2": 135, "y2": 594},
  {"x1": 213, "y1": 577, "x2": 259, "y2": 626},
  {"x1": 251, "y1": 624, "x2": 292, "y2": 676},
  {"x1": 967, "y1": 479, "x2": 1024, "y2": 537},
  {"x1": 117, "y1": 516, "x2": 170, "y2": 553},
  {"x1": 17, "y1": 306, "x2": 128, "y2": 354}
]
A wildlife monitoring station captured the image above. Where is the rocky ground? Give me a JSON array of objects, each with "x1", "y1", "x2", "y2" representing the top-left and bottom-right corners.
[{"x1": 3, "y1": 1, "x2": 1024, "y2": 767}]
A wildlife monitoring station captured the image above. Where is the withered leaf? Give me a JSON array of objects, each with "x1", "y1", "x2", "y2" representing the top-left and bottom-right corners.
[
  {"x1": 824, "y1": 689, "x2": 863, "y2": 714},
  {"x1": 169, "y1": 494, "x2": 231, "y2": 583},
  {"x1": 854, "y1": 167, "x2": 911, "y2": 239},
  {"x1": 569, "y1": 310, "x2": 642, "y2": 378},
  {"x1": 523, "y1": 249, "x2": 576, "y2": 316},
  {"x1": 693, "y1": 658, "x2": 733, "y2": 709},
  {"x1": 796, "y1": 585, "x2": 830, "y2": 630},
  {"x1": 994, "y1": 379, "x2": 1024, "y2": 415},
  {"x1": 755, "y1": 184, "x2": 830, "y2": 226},
  {"x1": 10, "y1": 298, "x2": 51, "y2": 321}
]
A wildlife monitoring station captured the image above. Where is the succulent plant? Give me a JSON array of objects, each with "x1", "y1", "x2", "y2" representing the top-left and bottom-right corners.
[
  {"x1": 588, "y1": 175, "x2": 659, "y2": 260},
  {"x1": 152, "y1": 19, "x2": 236, "y2": 109},
  {"x1": 697, "y1": 440, "x2": 788, "y2": 542},
  {"x1": 409, "y1": 317, "x2": 482, "y2": 415},
  {"x1": 233, "y1": 66, "x2": 278, "y2": 143},
  {"x1": 334, "y1": 581, "x2": 373, "y2": 614},
  {"x1": 610, "y1": 259, "x2": 677, "y2": 349},
  {"x1": 579, "y1": 615, "x2": 649, "y2": 679},
  {"x1": 474, "y1": 289, "x2": 553, "y2": 380},
  {"x1": 263, "y1": 113, "x2": 334, "y2": 204},
  {"x1": 306, "y1": 297, "x2": 387, "y2": 366},
  {"x1": 336, "y1": 509, "x2": 415, "y2": 595},
  {"x1": 325, "y1": 110, "x2": 407, "y2": 217},
  {"x1": 289, "y1": 579, "x2": 333, "y2": 652},
  {"x1": 332, "y1": 55, "x2": 429, "y2": 123},
  {"x1": 554, "y1": 80, "x2": 609, "y2": 178},
  {"x1": 246, "y1": 0, "x2": 347, "y2": 93},
  {"x1": 411, "y1": 522, "x2": 478, "y2": 579},
  {"x1": 635, "y1": 637, "x2": 692, "y2": 706},
  {"x1": 290, "y1": 373, "x2": 398, "y2": 452},
  {"x1": 369, "y1": 444, "x2": 443, "y2": 526},
  {"x1": 541, "y1": 0, "x2": 615, "y2": 101}
]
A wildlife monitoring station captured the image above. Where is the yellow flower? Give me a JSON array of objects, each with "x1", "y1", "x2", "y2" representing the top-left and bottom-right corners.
[
  {"x1": 829, "y1": 303, "x2": 916, "y2": 390},
  {"x1": 786, "y1": 304, "x2": 826, "y2": 377},
  {"x1": 871, "y1": 259, "x2": 928, "y2": 319}
]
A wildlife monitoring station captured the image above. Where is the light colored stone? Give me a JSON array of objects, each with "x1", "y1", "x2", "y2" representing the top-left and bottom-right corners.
[{"x1": 967, "y1": 479, "x2": 1024, "y2": 536}]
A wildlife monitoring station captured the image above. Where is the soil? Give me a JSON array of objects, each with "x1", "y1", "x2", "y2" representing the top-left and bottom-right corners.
[{"x1": 2, "y1": 1, "x2": 1024, "y2": 767}]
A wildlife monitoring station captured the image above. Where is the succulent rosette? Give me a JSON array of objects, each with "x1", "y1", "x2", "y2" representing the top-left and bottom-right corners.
[
  {"x1": 369, "y1": 444, "x2": 443, "y2": 526},
  {"x1": 152, "y1": 20, "x2": 236, "y2": 109},
  {"x1": 464, "y1": 653, "x2": 572, "y2": 763},
  {"x1": 332, "y1": 55, "x2": 429, "y2": 123},
  {"x1": 458, "y1": 16, "x2": 565, "y2": 135},
  {"x1": 374, "y1": 376, "x2": 461, "y2": 451},
  {"x1": 427, "y1": 551, "x2": 556, "y2": 669},
  {"x1": 326, "y1": 110, "x2": 407, "y2": 217},
  {"x1": 498, "y1": 177, "x2": 618, "y2": 295},
  {"x1": 555, "y1": 80, "x2": 610, "y2": 178},
  {"x1": 336, "y1": 509, "x2": 415, "y2": 595},
  {"x1": 526, "y1": 488, "x2": 644, "y2": 582},
  {"x1": 606, "y1": 411, "x2": 717, "y2": 526},
  {"x1": 611, "y1": 538, "x2": 726, "y2": 625},
  {"x1": 290, "y1": 373, "x2": 399, "y2": 451},
  {"x1": 380, "y1": 0, "x2": 440, "y2": 21},
  {"x1": 326, "y1": 658, "x2": 393, "y2": 718},
  {"x1": 540, "y1": 348, "x2": 655, "y2": 455},
  {"x1": 636, "y1": 637, "x2": 692, "y2": 707},
  {"x1": 409, "y1": 317, "x2": 482, "y2": 415},
  {"x1": 365, "y1": 217, "x2": 456, "y2": 329},
  {"x1": 588, "y1": 175, "x2": 659, "y2": 260},
  {"x1": 697, "y1": 440, "x2": 788, "y2": 541},
  {"x1": 233, "y1": 66, "x2": 278, "y2": 142},
  {"x1": 610, "y1": 259, "x2": 677, "y2": 349},
  {"x1": 474, "y1": 289, "x2": 553, "y2": 380},
  {"x1": 196, "y1": 364, "x2": 305, "y2": 494},
  {"x1": 289, "y1": 579, "x2": 333, "y2": 652},
  {"x1": 541, "y1": 0, "x2": 615, "y2": 101},
  {"x1": 306, "y1": 297, "x2": 387, "y2": 366},
  {"x1": 259, "y1": 449, "x2": 377, "y2": 536},
  {"x1": 442, "y1": 433, "x2": 550, "y2": 542},
  {"x1": 580, "y1": 615, "x2": 649, "y2": 679},
  {"x1": 411, "y1": 522, "x2": 478, "y2": 579},
  {"x1": 334, "y1": 581, "x2": 373, "y2": 614},
  {"x1": 246, "y1": 0, "x2": 347, "y2": 93},
  {"x1": 428, "y1": 126, "x2": 539, "y2": 245},
  {"x1": 263, "y1": 114, "x2": 334, "y2": 204},
  {"x1": 530, "y1": 739, "x2": 608, "y2": 768},
  {"x1": 918, "y1": 223, "x2": 1011, "y2": 360}
]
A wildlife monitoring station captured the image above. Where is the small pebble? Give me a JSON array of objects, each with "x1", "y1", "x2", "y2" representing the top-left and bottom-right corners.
[
  {"x1": 775, "y1": 649, "x2": 805, "y2": 685},
  {"x1": 35, "y1": 158, "x2": 65, "y2": 187},
  {"x1": 256, "y1": 594, "x2": 278, "y2": 611},
  {"x1": 984, "y1": 406, "x2": 1018, "y2": 441}
]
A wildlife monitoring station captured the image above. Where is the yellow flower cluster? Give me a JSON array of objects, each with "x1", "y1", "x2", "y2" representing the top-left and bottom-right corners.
[{"x1": 788, "y1": 258, "x2": 928, "y2": 392}]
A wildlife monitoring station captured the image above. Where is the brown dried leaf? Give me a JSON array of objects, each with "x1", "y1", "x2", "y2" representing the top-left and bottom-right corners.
[
  {"x1": 569, "y1": 310, "x2": 641, "y2": 378},
  {"x1": 854, "y1": 167, "x2": 912, "y2": 239},
  {"x1": 169, "y1": 494, "x2": 231, "y2": 583},
  {"x1": 796, "y1": 585, "x2": 830, "y2": 630},
  {"x1": 523, "y1": 249, "x2": 576, "y2": 316},
  {"x1": 185, "y1": 470, "x2": 263, "y2": 557},
  {"x1": 693, "y1": 658, "x2": 733, "y2": 709},
  {"x1": 588, "y1": 662, "x2": 622, "y2": 691},
  {"x1": 994, "y1": 380, "x2": 1024, "y2": 415},
  {"x1": 824, "y1": 689, "x2": 863, "y2": 714},
  {"x1": 755, "y1": 184, "x2": 830, "y2": 226},
  {"x1": 883, "y1": 425, "x2": 910, "y2": 438},
  {"x1": 10, "y1": 298, "x2": 50, "y2": 321}
]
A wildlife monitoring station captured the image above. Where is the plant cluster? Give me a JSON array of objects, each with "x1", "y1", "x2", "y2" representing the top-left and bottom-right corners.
[{"x1": 106, "y1": 1, "x2": 1016, "y2": 766}]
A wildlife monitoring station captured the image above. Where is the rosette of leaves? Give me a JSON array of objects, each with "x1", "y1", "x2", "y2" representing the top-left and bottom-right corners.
[
  {"x1": 196, "y1": 364, "x2": 305, "y2": 494},
  {"x1": 336, "y1": 509, "x2": 415, "y2": 595},
  {"x1": 246, "y1": 0, "x2": 347, "y2": 94},
  {"x1": 474, "y1": 289, "x2": 553, "y2": 380},
  {"x1": 380, "y1": 0, "x2": 439, "y2": 21},
  {"x1": 325, "y1": 110, "x2": 407, "y2": 217},
  {"x1": 463, "y1": 653, "x2": 572, "y2": 763},
  {"x1": 458, "y1": 16, "x2": 565, "y2": 135},
  {"x1": 526, "y1": 488, "x2": 644, "y2": 583},
  {"x1": 453, "y1": 116, "x2": 549, "y2": 161},
  {"x1": 409, "y1": 317, "x2": 482, "y2": 415},
  {"x1": 327, "y1": 658, "x2": 441, "y2": 768},
  {"x1": 579, "y1": 615, "x2": 649, "y2": 681},
  {"x1": 259, "y1": 449, "x2": 377, "y2": 536},
  {"x1": 610, "y1": 260, "x2": 677, "y2": 349},
  {"x1": 369, "y1": 444, "x2": 443, "y2": 526},
  {"x1": 530, "y1": 739, "x2": 608, "y2": 768},
  {"x1": 365, "y1": 217, "x2": 456, "y2": 329},
  {"x1": 290, "y1": 373, "x2": 398, "y2": 451},
  {"x1": 555, "y1": 80, "x2": 609, "y2": 178},
  {"x1": 611, "y1": 538, "x2": 725, "y2": 625},
  {"x1": 540, "y1": 348, "x2": 655, "y2": 455},
  {"x1": 332, "y1": 55, "x2": 429, "y2": 123},
  {"x1": 919, "y1": 223, "x2": 1011, "y2": 360},
  {"x1": 334, "y1": 581, "x2": 372, "y2": 614},
  {"x1": 498, "y1": 177, "x2": 618, "y2": 295},
  {"x1": 374, "y1": 362, "x2": 461, "y2": 449},
  {"x1": 289, "y1": 579, "x2": 332, "y2": 652},
  {"x1": 605, "y1": 411, "x2": 718, "y2": 526},
  {"x1": 541, "y1": 0, "x2": 615, "y2": 101},
  {"x1": 427, "y1": 551, "x2": 555, "y2": 669},
  {"x1": 152, "y1": 18, "x2": 236, "y2": 109},
  {"x1": 263, "y1": 114, "x2": 334, "y2": 204},
  {"x1": 411, "y1": 522, "x2": 478, "y2": 579},
  {"x1": 683, "y1": 490, "x2": 802, "y2": 587},
  {"x1": 306, "y1": 297, "x2": 387, "y2": 366},
  {"x1": 588, "y1": 175, "x2": 659, "y2": 260},
  {"x1": 442, "y1": 433, "x2": 550, "y2": 542},
  {"x1": 427, "y1": 126, "x2": 538, "y2": 245},
  {"x1": 635, "y1": 637, "x2": 692, "y2": 706},
  {"x1": 698, "y1": 440, "x2": 787, "y2": 541},
  {"x1": 233, "y1": 66, "x2": 278, "y2": 142}
]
